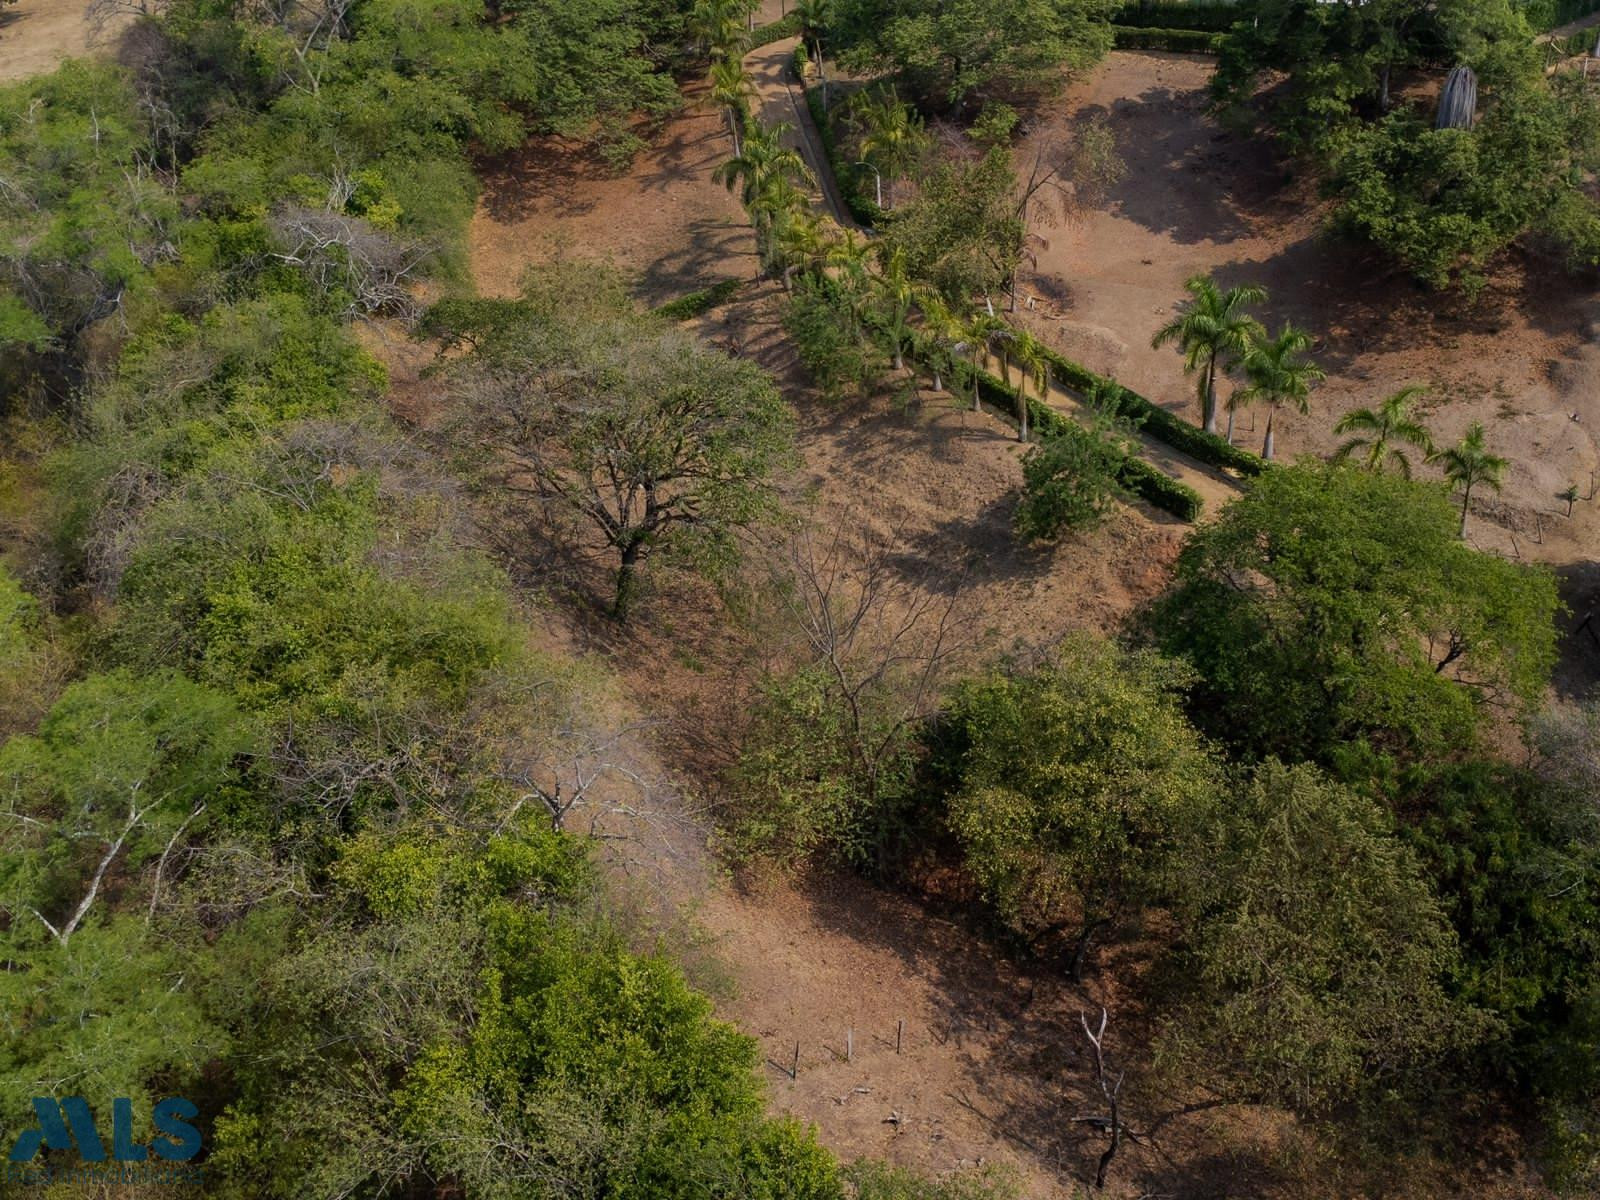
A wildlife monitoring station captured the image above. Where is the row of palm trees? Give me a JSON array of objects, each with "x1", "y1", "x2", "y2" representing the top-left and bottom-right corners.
[
  {"x1": 1151, "y1": 275, "x2": 1315, "y2": 456},
  {"x1": 1152, "y1": 273, "x2": 1510, "y2": 535},
  {"x1": 705, "y1": 44, "x2": 1054, "y2": 435}
]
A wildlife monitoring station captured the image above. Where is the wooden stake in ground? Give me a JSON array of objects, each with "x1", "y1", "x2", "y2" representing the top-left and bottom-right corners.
[
  {"x1": 846, "y1": 1028, "x2": 853, "y2": 1062},
  {"x1": 896, "y1": 1019, "x2": 904, "y2": 1054}
]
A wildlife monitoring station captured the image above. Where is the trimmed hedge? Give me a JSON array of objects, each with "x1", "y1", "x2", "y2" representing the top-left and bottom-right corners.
[
  {"x1": 1112, "y1": 25, "x2": 1225, "y2": 53},
  {"x1": 803, "y1": 85, "x2": 888, "y2": 227},
  {"x1": 748, "y1": 12, "x2": 802, "y2": 48},
  {"x1": 1037, "y1": 345, "x2": 1266, "y2": 476},
  {"x1": 1113, "y1": 0, "x2": 1249, "y2": 32},
  {"x1": 966, "y1": 360, "x2": 1204, "y2": 521},
  {"x1": 1525, "y1": 0, "x2": 1600, "y2": 32},
  {"x1": 654, "y1": 278, "x2": 742, "y2": 320}
]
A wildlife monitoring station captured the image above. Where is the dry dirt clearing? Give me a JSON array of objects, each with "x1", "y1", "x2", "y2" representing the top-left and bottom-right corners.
[{"x1": 0, "y1": 0, "x2": 128, "y2": 82}]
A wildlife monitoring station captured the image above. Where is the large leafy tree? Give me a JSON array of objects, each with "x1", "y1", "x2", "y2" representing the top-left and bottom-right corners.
[
  {"x1": 1161, "y1": 760, "x2": 1469, "y2": 1116},
  {"x1": 211, "y1": 827, "x2": 841, "y2": 1199},
  {"x1": 833, "y1": 0, "x2": 1116, "y2": 112},
  {"x1": 438, "y1": 266, "x2": 796, "y2": 620},
  {"x1": 884, "y1": 146, "x2": 1023, "y2": 307},
  {"x1": 941, "y1": 634, "x2": 1221, "y2": 979},
  {"x1": 1146, "y1": 462, "x2": 1559, "y2": 764}
]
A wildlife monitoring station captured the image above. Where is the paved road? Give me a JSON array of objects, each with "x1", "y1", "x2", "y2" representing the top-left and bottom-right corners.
[{"x1": 742, "y1": 33, "x2": 862, "y2": 230}]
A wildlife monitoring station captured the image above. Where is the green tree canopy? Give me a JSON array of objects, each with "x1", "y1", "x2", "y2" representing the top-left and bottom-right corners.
[
  {"x1": 941, "y1": 634, "x2": 1221, "y2": 978},
  {"x1": 436, "y1": 265, "x2": 797, "y2": 619},
  {"x1": 1146, "y1": 461, "x2": 1559, "y2": 765},
  {"x1": 833, "y1": 0, "x2": 1115, "y2": 111},
  {"x1": 1160, "y1": 760, "x2": 1470, "y2": 1116}
]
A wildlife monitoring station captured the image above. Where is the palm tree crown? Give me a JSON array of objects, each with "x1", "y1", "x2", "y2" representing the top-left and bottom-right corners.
[
  {"x1": 1151, "y1": 274, "x2": 1268, "y2": 436},
  {"x1": 1332, "y1": 386, "x2": 1434, "y2": 477},
  {"x1": 1432, "y1": 421, "x2": 1508, "y2": 537},
  {"x1": 1234, "y1": 323, "x2": 1324, "y2": 461}
]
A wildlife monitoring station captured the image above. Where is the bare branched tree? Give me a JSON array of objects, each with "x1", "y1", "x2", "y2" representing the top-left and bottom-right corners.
[
  {"x1": 753, "y1": 522, "x2": 973, "y2": 832},
  {"x1": 268, "y1": 205, "x2": 431, "y2": 320},
  {"x1": 1010, "y1": 116, "x2": 1124, "y2": 312}
]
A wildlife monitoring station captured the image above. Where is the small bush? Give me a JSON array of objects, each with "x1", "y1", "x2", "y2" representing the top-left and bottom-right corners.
[
  {"x1": 654, "y1": 278, "x2": 742, "y2": 320},
  {"x1": 1015, "y1": 421, "x2": 1131, "y2": 541}
]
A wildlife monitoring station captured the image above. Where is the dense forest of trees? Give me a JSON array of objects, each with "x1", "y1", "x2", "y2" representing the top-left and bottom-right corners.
[{"x1": 2, "y1": 0, "x2": 1599, "y2": 1195}]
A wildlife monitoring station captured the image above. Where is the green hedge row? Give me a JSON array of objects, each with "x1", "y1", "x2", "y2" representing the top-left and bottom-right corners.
[
  {"x1": 803, "y1": 85, "x2": 888, "y2": 227},
  {"x1": 654, "y1": 278, "x2": 742, "y2": 320},
  {"x1": 1524, "y1": 0, "x2": 1600, "y2": 32},
  {"x1": 965, "y1": 359, "x2": 1205, "y2": 522},
  {"x1": 1113, "y1": 0, "x2": 1249, "y2": 32},
  {"x1": 1037, "y1": 345, "x2": 1266, "y2": 476},
  {"x1": 1112, "y1": 25, "x2": 1225, "y2": 53},
  {"x1": 747, "y1": 12, "x2": 802, "y2": 49}
]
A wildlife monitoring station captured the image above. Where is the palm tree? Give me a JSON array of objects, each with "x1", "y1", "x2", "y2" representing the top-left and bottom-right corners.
[
  {"x1": 871, "y1": 244, "x2": 915, "y2": 370},
  {"x1": 690, "y1": 0, "x2": 752, "y2": 58},
  {"x1": 708, "y1": 55, "x2": 755, "y2": 157},
  {"x1": 967, "y1": 313, "x2": 1009, "y2": 414},
  {"x1": 1432, "y1": 422, "x2": 1508, "y2": 537},
  {"x1": 714, "y1": 124, "x2": 812, "y2": 269},
  {"x1": 1010, "y1": 329, "x2": 1049, "y2": 444},
  {"x1": 847, "y1": 87, "x2": 927, "y2": 201},
  {"x1": 1332, "y1": 386, "x2": 1434, "y2": 477},
  {"x1": 917, "y1": 293, "x2": 968, "y2": 394},
  {"x1": 1233, "y1": 324, "x2": 1324, "y2": 461},
  {"x1": 774, "y1": 210, "x2": 835, "y2": 287},
  {"x1": 1151, "y1": 274, "x2": 1267, "y2": 437}
]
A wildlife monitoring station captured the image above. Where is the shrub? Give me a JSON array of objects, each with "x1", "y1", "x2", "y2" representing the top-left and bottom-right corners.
[
  {"x1": 654, "y1": 278, "x2": 742, "y2": 320},
  {"x1": 1015, "y1": 420, "x2": 1131, "y2": 541},
  {"x1": 749, "y1": 11, "x2": 803, "y2": 49}
]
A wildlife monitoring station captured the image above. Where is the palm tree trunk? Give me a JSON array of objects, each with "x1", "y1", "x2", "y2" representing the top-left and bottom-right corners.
[
  {"x1": 1262, "y1": 408, "x2": 1276, "y2": 460},
  {"x1": 1202, "y1": 354, "x2": 1219, "y2": 435},
  {"x1": 1017, "y1": 383, "x2": 1029, "y2": 442},
  {"x1": 1224, "y1": 405, "x2": 1235, "y2": 445},
  {"x1": 1459, "y1": 482, "x2": 1472, "y2": 537}
]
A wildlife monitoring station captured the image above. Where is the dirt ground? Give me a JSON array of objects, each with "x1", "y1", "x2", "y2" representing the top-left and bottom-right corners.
[
  {"x1": 0, "y1": 0, "x2": 128, "y2": 83},
  {"x1": 1016, "y1": 52, "x2": 1600, "y2": 619},
  {"x1": 468, "y1": 82, "x2": 758, "y2": 304}
]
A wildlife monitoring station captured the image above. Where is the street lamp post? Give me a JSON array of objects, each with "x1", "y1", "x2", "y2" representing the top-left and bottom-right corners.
[{"x1": 855, "y1": 161, "x2": 883, "y2": 209}]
